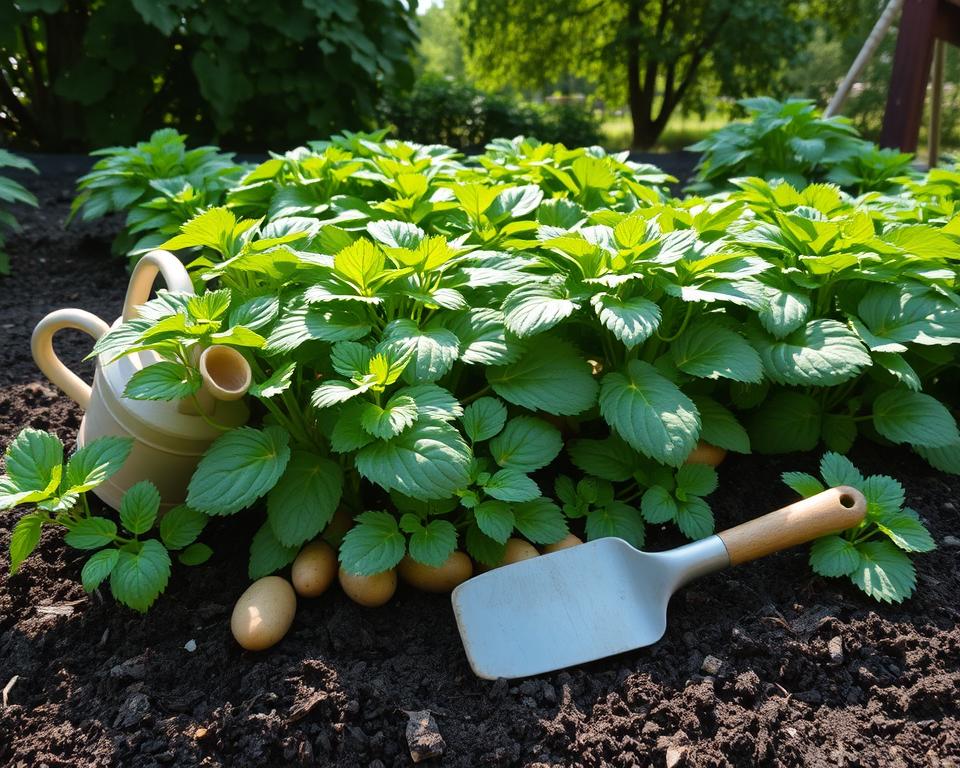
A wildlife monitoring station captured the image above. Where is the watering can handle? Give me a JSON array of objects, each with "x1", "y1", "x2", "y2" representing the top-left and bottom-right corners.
[
  {"x1": 31, "y1": 308, "x2": 111, "y2": 410},
  {"x1": 122, "y1": 250, "x2": 194, "y2": 322}
]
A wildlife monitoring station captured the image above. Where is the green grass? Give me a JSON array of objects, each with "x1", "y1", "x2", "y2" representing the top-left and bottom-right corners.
[{"x1": 601, "y1": 111, "x2": 729, "y2": 152}]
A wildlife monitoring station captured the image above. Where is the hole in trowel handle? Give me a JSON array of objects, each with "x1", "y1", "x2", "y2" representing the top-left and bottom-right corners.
[
  {"x1": 839, "y1": 493, "x2": 855, "y2": 509},
  {"x1": 200, "y1": 345, "x2": 252, "y2": 401}
]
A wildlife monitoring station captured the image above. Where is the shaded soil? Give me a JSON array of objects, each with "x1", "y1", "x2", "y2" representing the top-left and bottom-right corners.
[{"x1": 0, "y1": 164, "x2": 958, "y2": 768}]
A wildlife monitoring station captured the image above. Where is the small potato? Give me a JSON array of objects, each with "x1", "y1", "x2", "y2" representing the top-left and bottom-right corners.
[
  {"x1": 684, "y1": 441, "x2": 727, "y2": 467},
  {"x1": 542, "y1": 533, "x2": 583, "y2": 553},
  {"x1": 398, "y1": 551, "x2": 473, "y2": 593},
  {"x1": 339, "y1": 567, "x2": 397, "y2": 607},
  {"x1": 499, "y1": 538, "x2": 540, "y2": 566},
  {"x1": 322, "y1": 507, "x2": 354, "y2": 547},
  {"x1": 291, "y1": 540, "x2": 338, "y2": 598},
  {"x1": 231, "y1": 576, "x2": 297, "y2": 651}
]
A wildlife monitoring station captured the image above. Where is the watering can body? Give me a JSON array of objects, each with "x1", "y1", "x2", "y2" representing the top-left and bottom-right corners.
[{"x1": 31, "y1": 251, "x2": 248, "y2": 510}]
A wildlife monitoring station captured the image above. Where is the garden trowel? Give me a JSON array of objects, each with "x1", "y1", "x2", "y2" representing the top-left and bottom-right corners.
[{"x1": 452, "y1": 486, "x2": 866, "y2": 679}]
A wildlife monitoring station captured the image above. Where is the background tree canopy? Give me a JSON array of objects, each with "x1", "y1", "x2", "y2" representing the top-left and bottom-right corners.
[
  {"x1": 460, "y1": 0, "x2": 856, "y2": 148},
  {"x1": 0, "y1": 0, "x2": 418, "y2": 150}
]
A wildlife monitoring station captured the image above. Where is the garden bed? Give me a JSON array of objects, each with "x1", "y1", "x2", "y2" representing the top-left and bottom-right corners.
[{"x1": 0, "y1": 164, "x2": 958, "y2": 768}]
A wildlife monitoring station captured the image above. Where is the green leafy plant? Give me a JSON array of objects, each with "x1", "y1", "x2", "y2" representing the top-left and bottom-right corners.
[
  {"x1": 69, "y1": 129, "x2": 247, "y2": 259},
  {"x1": 688, "y1": 98, "x2": 896, "y2": 193},
  {"x1": 783, "y1": 453, "x2": 934, "y2": 603},
  {"x1": 54, "y1": 124, "x2": 958, "y2": 606},
  {"x1": 0, "y1": 149, "x2": 38, "y2": 274},
  {"x1": 2, "y1": 429, "x2": 210, "y2": 611}
]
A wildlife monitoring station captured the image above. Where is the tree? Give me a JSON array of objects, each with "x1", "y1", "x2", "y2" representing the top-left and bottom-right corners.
[
  {"x1": 418, "y1": 0, "x2": 466, "y2": 80},
  {"x1": 0, "y1": 0, "x2": 419, "y2": 150},
  {"x1": 460, "y1": 0, "x2": 836, "y2": 148}
]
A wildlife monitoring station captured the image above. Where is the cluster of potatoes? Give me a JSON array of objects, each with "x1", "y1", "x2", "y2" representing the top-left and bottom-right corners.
[
  {"x1": 230, "y1": 527, "x2": 584, "y2": 651},
  {"x1": 231, "y1": 442, "x2": 727, "y2": 650}
]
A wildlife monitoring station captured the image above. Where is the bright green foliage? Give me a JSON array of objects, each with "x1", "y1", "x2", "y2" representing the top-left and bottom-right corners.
[
  {"x1": 783, "y1": 453, "x2": 935, "y2": 603},
  {"x1": 0, "y1": 150, "x2": 39, "y2": 274},
  {"x1": 70, "y1": 129, "x2": 246, "y2": 260},
  {"x1": 52, "y1": 125, "x2": 960, "y2": 603},
  {"x1": 2, "y1": 430, "x2": 209, "y2": 612},
  {"x1": 689, "y1": 98, "x2": 914, "y2": 193}
]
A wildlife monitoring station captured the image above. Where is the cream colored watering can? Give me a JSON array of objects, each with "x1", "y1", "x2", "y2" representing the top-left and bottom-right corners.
[{"x1": 31, "y1": 250, "x2": 251, "y2": 510}]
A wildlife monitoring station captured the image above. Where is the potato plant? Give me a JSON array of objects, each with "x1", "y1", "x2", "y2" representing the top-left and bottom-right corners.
[{"x1": 8, "y1": 124, "x2": 956, "y2": 611}]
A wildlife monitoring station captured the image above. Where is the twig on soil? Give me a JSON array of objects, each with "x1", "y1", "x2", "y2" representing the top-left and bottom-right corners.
[
  {"x1": 36, "y1": 598, "x2": 86, "y2": 617},
  {"x1": 97, "y1": 628, "x2": 110, "y2": 648},
  {"x1": 2, "y1": 675, "x2": 19, "y2": 708}
]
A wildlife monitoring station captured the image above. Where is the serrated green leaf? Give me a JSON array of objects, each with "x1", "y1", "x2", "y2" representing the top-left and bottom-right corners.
[
  {"x1": 809, "y1": 535, "x2": 860, "y2": 577},
  {"x1": 591, "y1": 293, "x2": 660, "y2": 347},
  {"x1": 758, "y1": 285, "x2": 810, "y2": 339},
  {"x1": 858, "y1": 283, "x2": 960, "y2": 347},
  {"x1": 474, "y1": 500, "x2": 515, "y2": 544},
  {"x1": 187, "y1": 426, "x2": 291, "y2": 515},
  {"x1": 502, "y1": 280, "x2": 578, "y2": 338},
  {"x1": 819, "y1": 452, "x2": 864, "y2": 488},
  {"x1": 873, "y1": 390, "x2": 960, "y2": 448},
  {"x1": 400, "y1": 384, "x2": 463, "y2": 422},
  {"x1": 356, "y1": 422, "x2": 471, "y2": 500},
  {"x1": 915, "y1": 442, "x2": 960, "y2": 475},
  {"x1": 4, "y1": 429, "x2": 63, "y2": 494},
  {"x1": 159, "y1": 505, "x2": 207, "y2": 550},
  {"x1": 248, "y1": 522, "x2": 299, "y2": 579},
  {"x1": 599, "y1": 361, "x2": 700, "y2": 467},
  {"x1": 675, "y1": 497, "x2": 714, "y2": 540},
  {"x1": 312, "y1": 379, "x2": 372, "y2": 409},
  {"x1": 330, "y1": 341, "x2": 372, "y2": 377},
  {"x1": 229, "y1": 295, "x2": 279, "y2": 330},
  {"x1": 65, "y1": 516, "x2": 118, "y2": 549},
  {"x1": 691, "y1": 396, "x2": 750, "y2": 453},
  {"x1": 334, "y1": 238, "x2": 385, "y2": 292},
  {"x1": 443, "y1": 308, "x2": 523, "y2": 366},
  {"x1": 110, "y1": 540, "x2": 171, "y2": 612},
  {"x1": 567, "y1": 436, "x2": 639, "y2": 482},
  {"x1": 265, "y1": 304, "x2": 371, "y2": 354},
  {"x1": 641, "y1": 486, "x2": 677, "y2": 524},
  {"x1": 862, "y1": 474, "x2": 905, "y2": 519},
  {"x1": 360, "y1": 395, "x2": 419, "y2": 440},
  {"x1": 81, "y1": 548, "x2": 119, "y2": 591},
  {"x1": 752, "y1": 320, "x2": 871, "y2": 386},
  {"x1": 465, "y1": 523, "x2": 506, "y2": 567},
  {"x1": 851, "y1": 540, "x2": 915, "y2": 603},
  {"x1": 65, "y1": 436, "x2": 134, "y2": 494},
  {"x1": 876, "y1": 514, "x2": 935, "y2": 553},
  {"x1": 483, "y1": 469, "x2": 540, "y2": 502},
  {"x1": 672, "y1": 322, "x2": 763, "y2": 383},
  {"x1": 9, "y1": 513, "x2": 43, "y2": 573},
  {"x1": 488, "y1": 338, "x2": 598, "y2": 416},
  {"x1": 821, "y1": 413, "x2": 857, "y2": 453},
  {"x1": 380, "y1": 319, "x2": 460, "y2": 383},
  {"x1": 330, "y1": 402, "x2": 375, "y2": 453},
  {"x1": 748, "y1": 391, "x2": 821, "y2": 454},
  {"x1": 513, "y1": 498, "x2": 568, "y2": 544},
  {"x1": 585, "y1": 502, "x2": 645, "y2": 547},
  {"x1": 120, "y1": 480, "x2": 161, "y2": 535},
  {"x1": 407, "y1": 519, "x2": 458, "y2": 567},
  {"x1": 461, "y1": 397, "x2": 507, "y2": 443},
  {"x1": 249, "y1": 362, "x2": 296, "y2": 399},
  {"x1": 339, "y1": 510, "x2": 406, "y2": 575},
  {"x1": 676, "y1": 464, "x2": 718, "y2": 497},
  {"x1": 782, "y1": 471, "x2": 825, "y2": 498},
  {"x1": 488, "y1": 416, "x2": 562, "y2": 472},
  {"x1": 871, "y1": 352, "x2": 921, "y2": 392},
  {"x1": 267, "y1": 452, "x2": 343, "y2": 547}
]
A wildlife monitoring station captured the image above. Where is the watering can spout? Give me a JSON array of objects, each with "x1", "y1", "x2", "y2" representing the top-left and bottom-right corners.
[{"x1": 177, "y1": 345, "x2": 253, "y2": 415}]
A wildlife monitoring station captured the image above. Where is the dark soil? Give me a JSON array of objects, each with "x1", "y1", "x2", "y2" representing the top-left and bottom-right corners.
[{"x1": 1, "y1": 163, "x2": 958, "y2": 768}]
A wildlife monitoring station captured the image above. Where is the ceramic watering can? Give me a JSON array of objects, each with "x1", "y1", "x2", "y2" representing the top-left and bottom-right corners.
[{"x1": 31, "y1": 250, "x2": 251, "y2": 510}]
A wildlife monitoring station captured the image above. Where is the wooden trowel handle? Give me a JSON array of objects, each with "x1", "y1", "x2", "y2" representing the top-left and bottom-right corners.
[{"x1": 717, "y1": 486, "x2": 866, "y2": 566}]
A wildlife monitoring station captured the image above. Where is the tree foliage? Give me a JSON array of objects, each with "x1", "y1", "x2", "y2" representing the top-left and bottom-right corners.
[
  {"x1": 0, "y1": 0, "x2": 418, "y2": 150},
  {"x1": 460, "y1": 0, "x2": 840, "y2": 148}
]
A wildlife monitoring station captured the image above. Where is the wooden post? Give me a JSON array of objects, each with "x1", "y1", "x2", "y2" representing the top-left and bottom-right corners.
[
  {"x1": 929, "y1": 39, "x2": 945, "y2": 166},
  {"x1": 881, "y1": 0, "x2": 960, "y2": 151}
]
